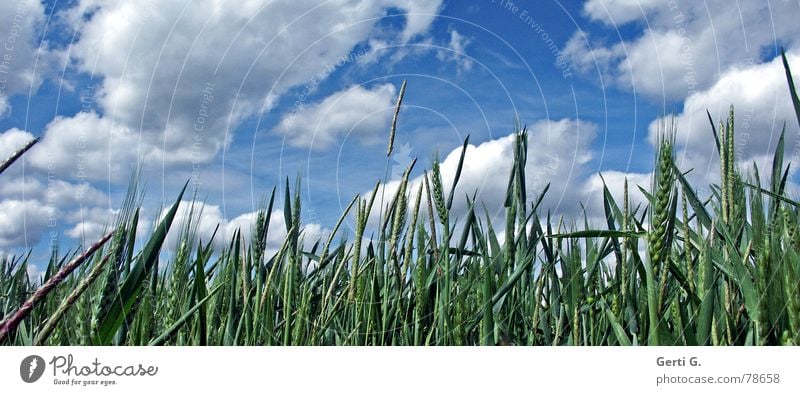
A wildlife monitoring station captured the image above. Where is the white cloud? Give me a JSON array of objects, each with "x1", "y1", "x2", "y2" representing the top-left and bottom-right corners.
[
  {"x1": 45, "y1": 0, "x2": 442, "y2": 176},
  {"x1": 0, "y1": 96, "x2": 9, "y2": 118},
  {"x1": 567, "y1": 0, "x2": 800, "y2": 100},
  {"x1": 0, "y1": 126, "x2": 116, "y2": 248},
  {"x1": 581, "y1": 170, "x2": 651, "y2": 222},
  {"x1": 0, "y1": 199, "x2": 52, "y2": 247},
  {"x1": 355, "y1": 118, "x2": 674, "y2": 238},
  {"x1": 650, "y1": 50, "x2": 800, "y2": 187},
  {"x1": 28, "y1": 112, "x2": 141, "y2": 182},
  {"x1": 64, "y1": 206, "x2": 153, "y2": 243},
  {"x1": 583, "y1": 0, "x2": 662, "y2": 25},
  {"x1": 274, "y1": 83, "x2": 397, "y2": 149},
  {"x1": 0, "y1": 0, "x2": 57, "y2": 118},
  {"x1": 367, "y1": 118, "x2": 598, "y2": 227},
  {"x1": 64, "y1": 207, "x2": 115, "y2": 241},
  {"x1": 565, "y1": 1, "x2": 800, "y2": 220},
  {"x1": 1, "y1": 0, "x2": 443, "y2": 251}
]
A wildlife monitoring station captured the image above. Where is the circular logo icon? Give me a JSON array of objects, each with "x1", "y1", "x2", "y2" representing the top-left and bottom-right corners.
[{"x1": 20, "y1": 355, "x2": 45, "y2": 383}]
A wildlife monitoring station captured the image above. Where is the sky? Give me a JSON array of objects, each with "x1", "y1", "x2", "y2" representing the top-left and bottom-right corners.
[{"x1": 1, "y1": 0, "x2": 800, "y2": 272}]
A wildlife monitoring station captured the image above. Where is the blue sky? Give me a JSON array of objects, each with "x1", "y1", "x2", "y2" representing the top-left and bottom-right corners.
[{"x1": 1, "y1": 0, "x2": 799, "y2": 269}]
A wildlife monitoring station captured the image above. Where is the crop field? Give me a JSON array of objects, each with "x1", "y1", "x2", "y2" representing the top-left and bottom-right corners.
[{"x1": 1, "y1": 52, "x2": 799, "y2": 346}]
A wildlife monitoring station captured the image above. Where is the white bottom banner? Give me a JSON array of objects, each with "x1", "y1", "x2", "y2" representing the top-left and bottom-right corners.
[{"x1": 0, "y1": 347, "x2": 795, "y2": 394}]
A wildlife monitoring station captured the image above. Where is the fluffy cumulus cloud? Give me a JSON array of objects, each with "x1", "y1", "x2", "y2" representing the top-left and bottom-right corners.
[
  {"x1": 361, "y1": 26, "x2": 472, "y2": 71},
  {"x1": 0, "y1": 0, "x2": 56, "y2": 118},
  {"x1": 560, "y1": 0, "x2": 800, "y2": 214},
  {"x1": 650, "y1": 51, "x2": 800, "y2": 188},
  {"x1": 0, "y1": 128, "x2": 35, "y2": 161},
  {"x1": 566, "y1": 0, "x2": 800, "y2": 100},
  {"x1": 0, "y1": 199, "x2": 52, "y2": 247},
  {"x1": 449, "y1": 118, "x2": 596, "y2": 218},
  {"x1": 29, "y1": 112, "x2": 142, "y2": 182},
  {"x1": 29, "y1": 0, "x2": 443, "y2": 178},
  {"x1": 368, "y1": 118, "x2": 599, "y2": 228},
  {"x1": 65, "y1": 206, "x2": 153, "y2": 243},
  {"x1": 0, "y1": 96, "x2": 9, "y2": 119},
  {"x1": 357, "y1": 117, "x2": 671, "y2": 237},
  {"x1": 274, "y1": 83, "x2": 397, "y2": 149},
  {"x1": 583, "y1": 0, "x2": 662, "y2": 26},
  {"x1": 0, "y1": 126, "x2": 111, "y2": 248}
]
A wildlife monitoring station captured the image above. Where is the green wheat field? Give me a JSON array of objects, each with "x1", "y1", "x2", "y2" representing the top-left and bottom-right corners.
[{"x1": 1, "y1": 52, "x2": 800, "y2": 346}]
